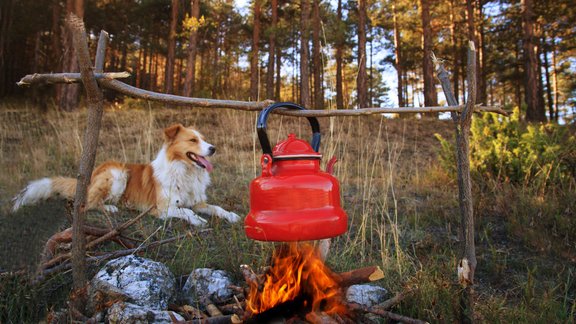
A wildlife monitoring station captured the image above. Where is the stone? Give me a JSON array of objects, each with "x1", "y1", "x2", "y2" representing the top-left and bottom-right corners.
[
  {"x1": 345, "y1": 284, "x2": 389, "y2": 307},
  {"x1": 89, "y1": 255, "x2": 176, "y2": 310},
  {"x1": 182, "y1": 268, "x2": 234, "y2": 304},
  {"x1": 107, "y1": 302, "x2": 184, "y2": 324}
]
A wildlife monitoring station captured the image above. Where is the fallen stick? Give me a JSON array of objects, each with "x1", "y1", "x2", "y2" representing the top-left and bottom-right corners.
[
  {"x1": 85, "y1": 207, "x2": 151, "y2": 250},
  {"x1": 34, "y1": 235, "x2": 186, "y2": 283},
  {"x1": 40, "y1": 208, "x2": 151, "y2": 270},
  {"x1": 337, "y1": 266, "x2": 384, "y2": 287},
  {"x1": 347, "y1": 302, "x2": 429, "y2": 324},
  {"x1": 170, "y1": 313, "x2": 242, "y2": 324},
  {"x1": 169, "y1": 304, "x2": 207, "y2": 320},
  {"x1": 201, "y1": 297, "x2": 223, "y2": 317},
  {"x1": 376, "y1": 288, "x2": 414, "y2": 310}
]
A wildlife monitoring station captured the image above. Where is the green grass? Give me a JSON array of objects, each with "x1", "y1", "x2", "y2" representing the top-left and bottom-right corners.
[{"x1": 0, "y1": 99, "x2": 574, "y2": 323}]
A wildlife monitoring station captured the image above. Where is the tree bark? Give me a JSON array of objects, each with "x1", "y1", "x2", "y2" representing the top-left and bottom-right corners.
[
  {"x1": 266, "y1": 0, "x2": 277, "y2": 100},
  {"x1": 522, "y1": 0, "x2": 546, "y2": 122},
  {"x1": 183, "y1": 0, "x2": 200, "y2": 97},
  {"x1": 59, "y1": 0, "x2": 84, "y2": 111},
  {"x1": 541, "y1": 36, "x2": 554, "y2": 121},
  {"x1": 335, "y1": 0, "x2": 344, "y2": 109},
  {"x1": 476, "y1": 0, "x2": 486, "y2": 104},
  {"x1": 312, "y1": 0, "x2": 323, "y2": 109},
  {"x1": 300, "y1": 0, "x2": 311, "y2": 107},
  {"x1": 392, "y1": 3, "x2": 404, "y2": 107},
  {"x1": 275, "y1": 46, "x2": 281, "y2": 100},
  {"x1": 357, "y1": 0, "x2": 368, "y2": 109},
  {"x1": 449, "y1": 0, "x2": 459, "y2": 103},
  {"x1": 250, "y1": 0, "x2": 261, "y2": 101},
  {"x1": 420, "y1": 0, "x2": 438, "y2": 116},
  {"x1": 550, "y1": 36, "x2": 559, "y2": 121},
  {"x1": 165, "y1": 0, "x2": 179, "y2": 94},
  {"x1": 66, "y1": 16, "x2": 106, "y2": 314}
]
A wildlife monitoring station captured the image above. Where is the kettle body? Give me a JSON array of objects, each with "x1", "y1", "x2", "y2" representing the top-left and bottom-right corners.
[{"x1": 244, "y1": 103, "x2": 348, "y2": 241}]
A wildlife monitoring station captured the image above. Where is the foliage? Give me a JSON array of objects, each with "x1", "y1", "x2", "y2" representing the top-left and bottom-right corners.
[{"x1": 435, "y1": 108, "x2": 576, "y2": 190}]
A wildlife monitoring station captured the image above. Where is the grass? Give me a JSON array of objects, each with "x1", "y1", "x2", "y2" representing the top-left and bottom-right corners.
[{"x1": 0, "y1": 98, "x2": 574, "y2": 323}]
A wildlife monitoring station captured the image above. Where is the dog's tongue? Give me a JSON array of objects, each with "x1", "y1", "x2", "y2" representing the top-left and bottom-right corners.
[{"x1": 197, "y1": 155, "x2": 213, "y2": 172}]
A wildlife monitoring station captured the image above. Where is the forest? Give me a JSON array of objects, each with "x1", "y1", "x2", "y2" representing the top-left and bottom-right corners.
[
  {"x1": 0, "y1": 0, "x2": 574, "y2": 120},
  {"x1": 0, "y1": 0, "x2": 575, "y2": 323}
]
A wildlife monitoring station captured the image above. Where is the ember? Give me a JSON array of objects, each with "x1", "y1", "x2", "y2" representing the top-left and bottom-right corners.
[{"x1": 245, "y1": 243, "x2": 347, "y2": 320}]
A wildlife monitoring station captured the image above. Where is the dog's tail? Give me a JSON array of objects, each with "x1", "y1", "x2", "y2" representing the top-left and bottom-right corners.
[{"x1": 12, "y1": 177, "x2": 77, "y2": 212}]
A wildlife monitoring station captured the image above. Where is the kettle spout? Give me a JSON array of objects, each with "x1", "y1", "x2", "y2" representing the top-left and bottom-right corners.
[{"x1": 326, "y1": 156, "x2": 338, "y2": 175}]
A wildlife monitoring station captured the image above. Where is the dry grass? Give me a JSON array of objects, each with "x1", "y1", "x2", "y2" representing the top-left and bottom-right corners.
[{"x1": 0, "y1": 99, "x2": 574, "y2": 323}]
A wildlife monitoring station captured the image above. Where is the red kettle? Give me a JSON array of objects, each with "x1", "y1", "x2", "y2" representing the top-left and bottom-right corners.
[{"x1": 244, "y1": 102, "x2": 348, "y2": 241}]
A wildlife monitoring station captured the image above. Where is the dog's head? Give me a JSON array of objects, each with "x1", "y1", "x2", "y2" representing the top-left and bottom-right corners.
[{"x1": 163, "y1": 124, "x2": 215, "y2": 172}]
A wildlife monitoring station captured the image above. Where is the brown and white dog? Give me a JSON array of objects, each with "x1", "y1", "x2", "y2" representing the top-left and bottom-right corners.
[{"x1": 12, "y1": 124, "x2": 240, "y2": 226}]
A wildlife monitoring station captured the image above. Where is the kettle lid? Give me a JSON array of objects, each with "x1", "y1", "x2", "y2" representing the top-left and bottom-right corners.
[{"x1": 273, "y1": 133, "x2": 322, "y2": 160}]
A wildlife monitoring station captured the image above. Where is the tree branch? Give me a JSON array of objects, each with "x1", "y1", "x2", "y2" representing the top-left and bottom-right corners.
[{"x1": 16, "y1": 72, "x2": 130, "y2": 86}]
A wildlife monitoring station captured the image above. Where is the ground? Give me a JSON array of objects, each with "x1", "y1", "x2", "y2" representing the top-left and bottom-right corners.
[{"x1": 0, "y1": 99, "x2": 574, "y2": 322}]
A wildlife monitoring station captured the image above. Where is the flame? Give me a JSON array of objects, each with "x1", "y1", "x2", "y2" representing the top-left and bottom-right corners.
[{"x1": 246, "y1": 242, "x2": 347, "y2": 316}]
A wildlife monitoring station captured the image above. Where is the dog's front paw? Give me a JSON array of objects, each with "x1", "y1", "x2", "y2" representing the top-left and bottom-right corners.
[
  {"x1": 222, "y1": 211, "x2": 241, "y2": 223},
  {"x1": 180, "y1": 209, "x2": 208, "y2": 227},
  {"x1": 104, "y1": 205, "x2": 119, "y2": 213}
]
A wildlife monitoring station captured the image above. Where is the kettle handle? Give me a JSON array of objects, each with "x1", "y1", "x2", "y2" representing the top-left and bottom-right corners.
[{"x1": 257, "y1": 102, "x2": 321, "y2": 155}]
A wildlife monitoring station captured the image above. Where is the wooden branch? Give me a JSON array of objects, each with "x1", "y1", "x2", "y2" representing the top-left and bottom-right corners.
[
  {"x1": 67, "y1": 15, "x2": 106, "y2": 309},
  {"x1": 85, "y1": 207, "x2": 151, "y2": 250},
  {"x1": 347, "y1": 302, "x2": 429, "y2": 324},
  {"x1": 17, "y1": 72, "x2": 507, "y2": 116},
  {"x1": 34, "y1": 234, "x2": 186, "y2": 284},
  {"x1": 201, "y1": 297, "x2": 224, "y2": 317},
  {"x1": 94, "y1": 30, "x2": 108, "y2": 73},
  {"x1": 16, "y1": 72, "x2": 130, "y2": 86},
  {"x1": 170, "y1": 314, "x2": 242, "y2": 324},
  {"x1": 99, "y1": 78, "x2": 274, "y2": 110},
  {"x1": 337, "y1": 266, "x2": 384, "y2": 287},
  {"x1": 375, "y1": 289, "x2": 414, "y2": 310}
]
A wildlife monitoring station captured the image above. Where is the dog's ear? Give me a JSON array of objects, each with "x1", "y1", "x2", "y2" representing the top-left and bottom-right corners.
[{"x1": 164, "y1": 123, "x2": 183, "y2": 141}]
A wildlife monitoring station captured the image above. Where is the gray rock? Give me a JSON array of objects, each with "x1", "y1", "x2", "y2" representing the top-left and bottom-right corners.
[
  {"x1": 107, "y1": 302, "x2": 184, "y2": 324},
  {"x1": 345, "y1": 284, "x2": 389, "y2": 307},
  {"x1": 182, "y1": 268, "x2": 234, "y2": 304},
  {"x1": 90, "y1": 255, "x2": 176, "y2": 310}
]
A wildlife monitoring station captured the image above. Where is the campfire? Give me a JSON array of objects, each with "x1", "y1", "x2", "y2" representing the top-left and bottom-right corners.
[{"x1": 244, "y1": 242, "x2": 348, "y2": 322}]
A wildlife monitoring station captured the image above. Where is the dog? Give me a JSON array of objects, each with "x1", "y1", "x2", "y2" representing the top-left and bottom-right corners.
[{"x1": 12, "y1": 123, "x2": 240, "y2": 226}]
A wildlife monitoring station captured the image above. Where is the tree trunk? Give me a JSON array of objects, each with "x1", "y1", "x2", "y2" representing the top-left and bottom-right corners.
[
  {"x1": 250, "y1": 0, "x2": 261, "y2": 101},
  {"x1": 449, "y1": 0, "x2": 459, "y2": 103},
  {"x1": 392, "y1": 3, "x2": 404, "y2": 107},
  {"x1": 165, "y1": 0, "x2": 179, "y2": 94},
  {"x1": 335, "y1": 0, "x2": 344, "y2": 109},
  {"x1": 550, "y1": 36, "x2": 559, "y2": 121},
  {"x1": 266, "y1": 0, "x2": 277, "y2": 100},
  {"x1": 420, "y1": 0, "x2": 438, "y2": 116},
  {"x1": 300, "y1": 0, "x2": 311, "y2": 107},
  {"x1": 59, "y1": 0, "x2": 84, "y2": 111},
  {"x1": 50, "y1": 0, "x2": 62, "y2": 70},
  {"x1": 312, "y1": 0, "x2": 323, "y2": 109},
  {"x1": 521, "y1": 0, "x2": 546, "y2": 122},
  {"x1": 357, "y1": 0, "x2": 368, "y2": 109},
  {"x1": 541, "y1": 36, "x2": 553, "y2": 121},
  {"x1": 0, "y1": 0, "x2": 14, "y2": 96},
  {"x1": 183, "y1": 0, "x2": 200, "y2": 97},
  {"x1": 476, "y1": 0, "x2": 486, "y2": 104},
  {"x1": 275, "y1": 46, "x2": 281, "y2": 100}
]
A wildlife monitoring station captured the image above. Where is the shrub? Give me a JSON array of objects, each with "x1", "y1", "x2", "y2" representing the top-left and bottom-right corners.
[{"x1": 435, "y1": 108, "x2": 576, "y2": 191}]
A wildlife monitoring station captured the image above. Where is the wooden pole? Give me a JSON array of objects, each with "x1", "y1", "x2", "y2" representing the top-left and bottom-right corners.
[
  {"x1": 66, "y1": 14, "x2": 106, "y2": 314},
  {"x1": 16, "y1": 71, "x2": 508, "y2": 117},
  {"x1": 434, "y1": 41, "x2": 477, "y2": 323}
]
